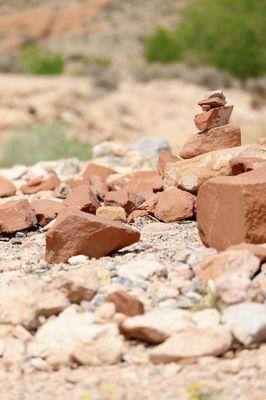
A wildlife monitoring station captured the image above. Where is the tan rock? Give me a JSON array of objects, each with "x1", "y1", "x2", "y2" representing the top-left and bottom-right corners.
[
  {"x1": 105, "y1": 189, "x2": 144, "y2": 215},
  {"x1": 157, "y1": 151, "x2": 179, "y2": 176},
  {"x1": 179, "y1": 124, "x2": 241, "y2": 159},
  {"x1": 64, "y1": 184, "x2": 100, "y2": 213},
  {"x1": 0, "y1": 199, "x2": 37, "y2": 233},
  {"x1": 21, "y1": 174, "x2": 60, "y2": 194},
  {"x1": 150, "y1": 326, "x2": 232, "y2": 363},
  {"x1": 45, "y1": 207, "x2": 140, "y2": 263},
  {"x1": 96, "y1": 206, "x2": 127, "y2": 222},
  {"x1": 154, "y1": 187, "x2": 196, "y2": 222},
  {"x1": 0, "y1": 176, "x2": 16, "y2": 197},
  {"x1": 31, "y1": 199, "x2": 65, "y2": 226},
  {"x1": 197, "y1": 167, "x2": 266, "y2": 250},
  {"x1": 106, "y1": 290, "x2": 144, "y2": 316},
  {"x1": 194, "y1": 105, "x2": 233, "y2": 132},
  {"x1": 83, "y1": 163, "x2": 115, "y2": 184},
  {"x1": 164, "y1": 142, "x2": 266, "y2": 193}
]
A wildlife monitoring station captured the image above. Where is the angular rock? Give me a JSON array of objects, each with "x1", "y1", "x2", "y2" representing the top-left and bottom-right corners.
[
  {"x1": 96, "y1": 206, "x2": 127, "y2": 222},
  {"x1": 64, "y1": 184, "x2": 100, "y2": 213},
  {"x1": 27, "y1": 307, "x2": 123, "y2": 368},
  {"x1": 222, "y1": 302, "x2": 266, "y2": 345},
  {"x1": 45, "y1": 207, "x2": 140, "y2": 263},
  {"x1": 83, "y1": 163, "x2": 115, "y2": 184},
  {"x1": 197, "y1": 167, "x2": 266, "y2": 250},
  {"x1": 164, "y1": 142, "x2": 266, "y2": 193},
  {"x1": 127, "y1": 193, "x2": 160, "y2": 222},
  {"x1": 179, "y1": 124, "x2": 241, "y2": 159},
  {"x1": 106, "y1": 290, "x2": 144, "y2": 316},
  {"x1": 0, "y1": 199, "x2": 37, "y2": 233},
  {"x1": 105, "y1": 189, "x2": 144, "y2": 215},
  {"x1": 226, "y1": 243, "x2": 266, "y2": 262},
  {"x1": 194, "y1": 105, "x2": 233, "y2": 132},
  {"x1": 121, "y1": 309, "x2": 194, "y2": 344},
  {"x1": 229, "y1": 156, "x2": 266, "y2": 175},
  {"x1": 21, "y1": 174, "x2": 60, "y2": 194},
  {"x1": 0, "y1": 176, "x2": 16, "y2": 197},
  {"x1": 150, "y1": 326, "x2": 232, "y2": 363},
  {"x1": 31, "y1": 199, "x2": 65, "y2": 226},
  {"x1": 157, "y1": 151, "x2": 179, "y2": 176},
  {"x1": 154, "y1": 186, "x2": 196, "y2": 222}
]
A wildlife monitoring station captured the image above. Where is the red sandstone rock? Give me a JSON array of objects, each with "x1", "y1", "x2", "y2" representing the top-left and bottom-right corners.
[
  {"x1": 226, "y1": 243, "x2": 266, "y2": 262},
  {"x1": 0, "y1": 199, "x2": 37, "y2": 233},
  {"x1": 197, "y1": 167, "x2": 266, "y2": 250},
  {"x1": 105, "y1": 189, "x2": 144, "y2": 215},
  {"x1": 31, "y1": 199, "x2": 65, "y2": 227},
  {"x1": 125, "y1": 171, "x2": 163, "y2": 193},
  {"x1": 91, "y1": 182, "x2": 109, "y2": 201},
  {"x1": 21, "y1": 174, "x2": 60, "y2": 194},
  {"x1": 127, "y1": 193, "x2": 161, "y2": 222},
  {"x1": 83, "y1": 163, "x2": 115, "y2": 184},
  {"x1": 96, "y1": 206, "x2": 127, "y2": 222},
  {"x1": 154, "y1": 187, "x2": 196, "y2": 223},
  {"x1": 106, "y1": 290, "x2": 144, "y2": 316},
  {"x1": 64, "y1": 184, "x2": 100, "y2": 213},
  {"x1": 179, "y1": 124, "x2": 241, "y2": 159},
  {"x1": 194, "y1": 105, "x2": 233, "y2": 132},
  {"x1": 157, "y1": 151, "x2": 179, "y2": 176},
  {"x1": 229, "y1": 156, "x2": 266, "y2": 175},
  {"x1": 0, "y1": 176, "x2": 16, "y2": 197},
  {"x1": 198, "y1": 97, "x2": 226, "y2": 109},
  {"x1": 45, "y1": 208, "x2": 140, "y2": 263}
]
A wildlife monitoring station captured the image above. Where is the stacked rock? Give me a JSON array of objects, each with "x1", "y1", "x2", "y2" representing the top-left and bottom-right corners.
[{"x1": 179, "y1": 90, "x2": 241, "y2": 159}]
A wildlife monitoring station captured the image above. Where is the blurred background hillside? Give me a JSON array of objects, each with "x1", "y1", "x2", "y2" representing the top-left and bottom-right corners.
[{"x1": 0, "y1": 0, "x2": 265, "y2": 166}]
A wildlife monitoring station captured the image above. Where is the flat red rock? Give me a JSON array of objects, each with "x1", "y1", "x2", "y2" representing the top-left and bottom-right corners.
[
  {"x1": 45, "y1": 207, "x2": 140, "y2": 263},
  {"x1": 64, "y1": 184, "x2": 100, "y2": 213},
  {"x1": 194, "y1": 105, "x2": 233, "y2": 132},
  {"x1": 83, "y1": 163, "x2": 115, "y2": 184},
  {"x1": 125, "y1": 171, "x2": 163, "y2": 193},
  {"x1": 21, "y1": 174, "x2": 60, "y2": 194},
  {"x1": 0, "y1": 199, "x2": 37, "y2": 233},
  {"x1": 197, "y1": 167, "x2": 266, "y2": 250},
  {"x1": 31, "y1": 199, "x2": 65, "y2": 226},
  {"x1": 106, "y1": 290, "x2": 144, "y2": 316},
  {"x1": 0, "y1": 176, "x2": 16, "y2": 197}
]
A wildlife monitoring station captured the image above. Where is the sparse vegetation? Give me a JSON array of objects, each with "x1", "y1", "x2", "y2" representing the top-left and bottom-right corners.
[
  {"x1": 19, "y1": 41, "x2": 64, "y2": 75},
  {"x1": 146, "y1": 0, "x2": 266, "y2": 80},
  {"x1": 0, "y1": 122, "x2": 91, "y2": 167}
]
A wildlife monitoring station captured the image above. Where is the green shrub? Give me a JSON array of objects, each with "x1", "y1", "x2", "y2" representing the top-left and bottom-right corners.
[
  {"x1": 145, "y1": 0, "x2": 266, "y2": 80},
  {"x1": 19, "y1": 42, "x2": 64, "y2": 75},
  {"x1": 0, "y1": 123, "x2": 91, "y2": 167}
]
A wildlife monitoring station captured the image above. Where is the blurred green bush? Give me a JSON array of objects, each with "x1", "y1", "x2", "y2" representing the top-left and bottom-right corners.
[
  {"x1": 19, "y1": 42, "x2": 64, "y2": 75},
  {"x1": 146, "y1": 0, "x2": 266, "y2": 80},
  {"x1": 0, "y1": 123, "x2": 91, "y2": 167}
]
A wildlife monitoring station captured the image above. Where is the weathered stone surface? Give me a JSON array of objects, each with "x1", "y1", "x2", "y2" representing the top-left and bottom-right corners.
[
  {"x1": 157, "y1": 151, "x2": 179, "y2": 176},
  {"x1": 21, "y1": 174, "x2": 60, "y2": 194},
  {"x1": 83, "y1": 163, "x2": 115, "y2": 184},
  {"x1": 150, "y1": 326, "x2": 232, "y2": 363},
  {"x1": 164, "y1": 143, "x2": 266, "y2": 193},
  {"x1": 106, "y1": 290, "x2": 144, "y2": 316},
  {"x1": 0, "y1": 176, "x2": 16, "y2": 197},
  {"x1": 179, "y1": 124, "x2": 241, "y2": 159},
  {"x1": 27, "y1": 307, "x2": 123, "y2": 368},
  {"x1": 31, "y1": 199, "x2": 65, "y2": 226},
  {"x1": 223, "y1": 302, "x2": 266, "y2": 345},
  {"x1": 194, "y1": 105, "x2": 233, "y2": 132},
  {"x1": 226, "y1": 243, "x2": 266, "y2": 262},
  {"x1": 105, "y1": 189, "x2": 144, "y2": 215},
  {"x1": 96, "y1": 206, "x2": 127, "y2": 222},
  {"x1": 64, "y1": 184, "x2": 100, "y2": 213},
  {"x1": 45, "y1": 207, "x2": 140, "y2": 263},
  {"x1": 197, "y1": 167, "x2": 266, "y2": 250},
  {"x1": 0, "y1": 199, "x2": 37, "y2": 233},
  {"x1": 154, "y1": 187, "x2": 196, "y2": 222},
  {"x1": 125, "y1": 171, "x2": 163, "y2": 194},
  {"x1": 229, "y1": 156, "x2": 266, "y2": 175}
]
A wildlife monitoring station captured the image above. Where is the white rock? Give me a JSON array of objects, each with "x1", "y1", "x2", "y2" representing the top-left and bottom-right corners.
[
  {"x1": 222, "y1": 302, "x2": 266, "y2": 345},
  {"x1": 0, "y1": 165, "x2": 27, "y2": 180},
  {"x1": 192, "y1": 309, "x2": 221, "y2": 329},
  {"x1": 117, "y1": 255, "x2": 163, "y2": 282},
  {"x1": 92, "y1": 142, "x2": 126, "y2": 158},
  {"x1": 128, "y1": 136, "x2": 170, "y2": 156},
  {"x1": 68, "y1": 255, "x2": 89, "y2": 265}
]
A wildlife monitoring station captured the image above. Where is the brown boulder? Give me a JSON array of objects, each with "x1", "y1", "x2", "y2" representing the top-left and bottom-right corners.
[
  {"x1": 105, "y1": 189, "x2": 144, "y2": 215},
  {"x1": 194, "y1": 105, "x2": 233, "y2": 132},
  {"x1": 154, "y1": 187, "x2": 196, "y2": 223},
  {"x1": 179, "y1": 124, "x2": 241, "y2": 159},
  {"x1": 31, "y1": 199, "x2": 65, "y2": 226},
  {"x1": 96, "y1": 206, "x2": 127, "y2": 222},
  {"x1": 64, "y1": 184, "x2": 100, "y2": 214},
  {"x1": 0, "y1": 200, "x2": 37, "y2": 233},
  {"x1": 157, "y1": 151, "x2": 179, "y2": 176},
  {"x1": 229, "y1": 156, "x2": 266, "y2": 175},
  {"x1": 197, "y1": 167, "x2": 266, "y2": 250},
  {"x1": 83, "y1": 163, "x2": 115, "y2": 184},
  {"x1": 45, "y1": 208, "x2": 140, "y2": 263},
  {"x1": 0, "y1": 176, "x2": 16, "y2": 197},
  {"x1": 106, "y1": 291, "x2": 144, "y2": 316},
  {"x1": 21, "y1": 174, "x2": 60, "y2": 194}
]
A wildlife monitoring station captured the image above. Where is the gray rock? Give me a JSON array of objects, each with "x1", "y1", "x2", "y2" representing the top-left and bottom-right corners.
[{"x1": 128, "y1": 136, "x2": 170, "y2": 156}]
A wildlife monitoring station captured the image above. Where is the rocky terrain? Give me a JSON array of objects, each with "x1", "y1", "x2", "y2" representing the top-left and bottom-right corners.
[{"x1": 0, "y1": 91, "x2": 265, "y2": 399}]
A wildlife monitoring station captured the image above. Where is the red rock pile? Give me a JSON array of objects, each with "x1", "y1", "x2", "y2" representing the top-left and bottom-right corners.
[{"x1": 179, "y1": 90, "x2": 241, "y2": 159}]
